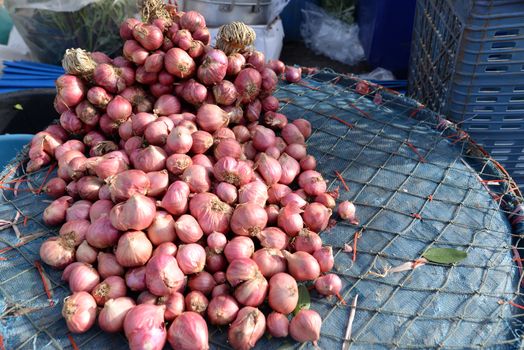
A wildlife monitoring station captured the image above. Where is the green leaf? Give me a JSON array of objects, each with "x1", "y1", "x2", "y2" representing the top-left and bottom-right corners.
[
  {"x1": 13, "y1": 104, "x2": 23, "y2": 111},
  {"x1": 293, "y1": 284, "x2": 311, "y2": 315},
  {"x1": 422, "y1": 248, "x2": 467, "y2": 265}
]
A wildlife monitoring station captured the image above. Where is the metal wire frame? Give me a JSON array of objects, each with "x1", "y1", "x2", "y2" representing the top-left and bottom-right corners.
[{"x1": 0, "y1": 70, "x2": 523, "y2": 349}]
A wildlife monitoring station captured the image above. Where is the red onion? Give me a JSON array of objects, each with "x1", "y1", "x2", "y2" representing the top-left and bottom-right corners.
[
  {"x1": 216, "y1": 182, "x2": 237, "y2": 205},
  {"x1": 226, "y1": 258, "x2": 259, "y2": 287},
  {"x1": 238, "y1": 181, "x2": 268, "y2": 207},
  {"x1": 175, "y1": 214, "x2": 204, "y2": 243},
  {"x1": 261, "y1": 95, "x2": 279, "y2": 112},
  {"x1": 179, "y1": 120, "x2": 198, "y2": 134},
  {"x1": 266, "y1": 204, "x2": 279, "y2": 224},
  {"x1": 261, "y1": 67, "x2": 278, "y2": 94},
  {"x1": 268, "y1": 272, "x2": 299, "y2": 314},
  {"x1": 284, "y1": 143, "x2": 306, "y2": 161},
  {"x1": 224, "y1": 236, "x2": 255, "y2": 263},
  {"x1": 278, "y1": 204, "x2": 304, "y2": 236},
  {"x1": 193, "y1": 27, "x2": 210, "y2": 44},
  {"x1": 206, "y1": 249, "x2": 227, "y2": 273},
  {"x1": 207, "y1": 295, "x2": 239, "y2": 326},
  {"x1": 39, "y1": 236, "x2": 74, "y2": 268},
  {"x1": 289, "y1": 309, "x2": 321, "y2": 345},
  {"x1": 185, "y1": 290, "x2": 208, "y2": 315},
  {"x1": 188, "y1": 39, "x2": 205, "y2": 58},
  {"x1": 189, "y1": 193, "x2": 232, "y2": 234},
  {"x1": 214, "y1": 138, "x2": 242, "y2": 160},
  {"x1": 313, "y1": 246, "x2": 334, "y2": 272},
  {"x1": 165, "y1": 48, "x2": 196, "y2": 78},
  {"x1": 86, "y1": 215, "x2": 119, "y2": 249},
  {"x1": 232, "y1": 125, "x2": 249, "y2": 143},
  {"x1": 285, "y1": 66, "x2": 302, "y2": 83},
  {"x1": 257, "y1": 227, "x2": 288, "y2": 250},
  {"x1": 315, "y1": 273, "x2": 342, "y2": 297},
  {"x1": 192, "y1": 154, "x2": 214, "y2": 172},
  {"x1": 265, "y1": 111, "x2": 289, "y2": 129},
  {"x1": 153, "y1": 242, "x2": 177, "y2": 257},
  {"x1": 161, "y1": 181, "x2": 190, "y2": 215},
  {"x1": 62, "y1": 292, "x2": 97, "y2": 333},
  {"x1": 267, "y1": 312, "x2": 289, "y2": 338},
  {"x1": 227, "y1": 53, "x2": 246, "y2": 76},
  {"x1": 125, "y1": 266, "x2": 147, "y2": 292},
  {"x1": 98, "y1": 297, "x2": 135, "y2": 333},
  {"x1": 120, "y1": 18, "x2": 140, "y2": 39},
  {"x1": 146, "y1": 253, "x2": 186, "y2": 296},
  {"x1": 166, "y1": 126, "x2": 192, "y2": 154},
  {"x1": 198, "y1": 49, "x2": 228, "y2": 85},
  {"x1": 59, "y1": 110, "x2": 83, "y2": 134},
  {"x1": 181, "y1": 164, "x2": 211, "y2": 193},
  {"x1": 43, "y1": 177, "x2": 67, "y2": 198},
  {"x1": 144, "y1": 120, "x2": 172, "y2": 146},
  {"x1": 300, "y1": 155, "x2": 317, "y2": 171},
  {"x1": 167, "y1": 311, "x2": 208, "y2": 350},
  {"x1": 235, "y1": 68, "x2": 262, "y2": 103},
  {"x1": 166, "y1": 154, "x2": 192, "y2": 175},
  {"x1": 137, "y1": 291, "x2": 159, "y2": 305},
  {"x1": 256, "y1": 153, "x2": 282, "y2": 185},
  {"x1": 147, "y1": 211, "x2": 176, "y2": 245},
  {"x1": 230, "y1": 203, "x2": 268, "y2": 236},
  {"x1": 55, "y1": 140, "x2": 84, "y2": 160},
  {"x1": 265, "y1": 147, "x2": 281, "y2": 159},
  {"x1": 282, "y1": 250, "x2": 320, "y2": 281},
  {"x1": 107, "y1": 169, "x2": 149, "y2": 202},
  {"x1": 76, "y1": 240, "x2": 97, "y2": 264},
  {"x1": 144, "y1": 52, "x2": 164, "y2": 73},
  {"x1": 245, "y1": 98, "x2": 262, "y2": 122},
  {"x1": 180, "y1": 11, "x2": 206, "y2": 31},
  {"x1": 110, "y1": 194, "x2": 156, "y2": 231},
  {"x1": 123, "y1": 40, "x2": 149, "y2": 65},
  {"x1": 76, "y1": 176, "x2": 102, "y2": 201},
  {"x1": 234, "y1": 274, "x2": 268, "y2": 307},
  {"x1": 228, "y1": 307, "x2": 266, "y2": 350},
  {"x1": 162, "y1": 292, "x2": 185, "y2": 321},
  {"x1": 292, "y1": 118, "x2": 312, "y2": 138},
  {"x1": 130, "y1": 113, "x2": 156, "y2": 136},
  {"x1": 176, "y1": 243, "x2": 206, "y2": 274},
  {"x1": 59, "y1": 219, "x2": 89, "y2": 247},
  {"x1": 195, "y1": 104, "x2": 229, "y2": 133},
  {"x1": 98, "y1": 252, "x2": 124, "y2": 279},
  {"x1": 282, "y1": 123, "x2": 305, "y2": 145},
  {"x1": 130, "y1": 145, "x2": 166, "y2": 172},
  {"x1": 56, "y1": 74, "x2": 85, "y2": 107},
  {"x1": 154, "y1": 95, "x2": 181, "y2": 116},
  {"x1": 203, "y1": 235, "x2": 226, "y2": 257},
  {"x1": 338, "y1": 200, "x2": 359, "y2": 225},
  {"x1": 66, "y1": 199, "x2": 90, "y2": 221},
  {"x1": 133, "y1": 23, "x2": 163, "y2": 50},
  {"x1": 92, "y1": 276, "x2": 126, "y2": 305},
  {"x1": 267, "y1": 184, "x2": 291, "y2": 204},
  {"x1": 68, "y1": 263, "x2": 100, "y2": 292},
  {"x1": 295, "y1": 229, "x2": 322, "y2": 253},
  {"x1": 252, "y1": 248, "x2": 286, "y2": 278},
  {"x1": 187, "y1": 131, "x2": 212, "y2": 155},
  {"x1": 213, "y1": 80, "x2": 238, "y2": 106},
  {"x1": 74, "y1": 101, "x2": 99, "y2": 126},
  {"x1": 105, "y1": 96, "x2": 131, "y2": 122},
  {"x1": 43, "y1": 196, "x2": 73, "y2": 226},
  {"x1": 278, "y1": 153, "x2": 300, "y2": 184},
  {"x1": 224, "y1": 105, "x2": 243, "y2": 124},
  {"x1": 158, "y1": 70, "x2": 175, "y2": 85},
  {"x1": 115, "y1": 231, "x2": 153, "y2": 267},
  {"x1": 247, "y1": 51, "x2": 265, "y2": 71},
  {"x1": 146, "y1": 170, "x2": 169, "y2": 197},
  {"x1": 303, "y1": 202, "x2": 332, "y2": 232},
  {"x1": 267, "y1": 59, "x2": 285, "y2": 74},
  {"x1": 251, "y1": 126, "x2": 276, "y2": 152},
  {"x1": 189, "y1": 271, "x2": 217, "y2": 295},
  {"x1": 180, "y1": 79, "x2": 207, "y2": 105},
  {"x1": 214, "y1": 271, "x2": 227, "y2": 284},
  {"x1": 298, "y1": 170, "x2": 327, "y2": 196},
  {"x1": 124, "y1": 304, "x2": 167, "y2": 350}
]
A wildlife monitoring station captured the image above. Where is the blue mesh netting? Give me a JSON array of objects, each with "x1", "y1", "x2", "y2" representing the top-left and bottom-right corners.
[{"x1": 0, "y1": 71, "x2": 523, "y2": 349}]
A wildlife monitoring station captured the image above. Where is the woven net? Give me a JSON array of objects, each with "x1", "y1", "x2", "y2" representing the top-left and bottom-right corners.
[{"x1": 0, "y1": 71, "x2": 523, "y2": 349}]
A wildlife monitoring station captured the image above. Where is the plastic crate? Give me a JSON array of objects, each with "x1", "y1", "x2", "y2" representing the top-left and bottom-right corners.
[{"x1": 408, "y1": 0, "x2": 524, "y2": 190}]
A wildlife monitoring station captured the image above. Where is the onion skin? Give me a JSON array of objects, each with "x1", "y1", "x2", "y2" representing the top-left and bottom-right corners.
[
  {"x1": 282, "y1": 250, "x2": 321, "y2": 281},
  {"x1": 228, "y1": 306, "x2": 266, "y2": 350},
  {"x1": 146, "y1": 253, "x2": 186, "y2": 296},
  {"x1": 124, "y1": 304, "x2": 167, "y2": 350},
  {"x1": 115, "y1": 231, "x2": 153, "y2": 267},
  {"x1": 167, "y1": 311, "x2": 209, "y2": 350}
]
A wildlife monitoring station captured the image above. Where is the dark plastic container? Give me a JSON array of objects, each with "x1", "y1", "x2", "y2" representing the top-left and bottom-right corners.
[
  {"x1": 280, "y1": 0, "x2": 319, "y2": 42},
  {"x1": 0, "y1": 88, "x2": 56, "y2": 134},
  {"x1": 357, "y1": 0, "x2": 416, "y2": 78},
  {"x1": 0, "y1": 134, "x2": 33, "y2": 169}
]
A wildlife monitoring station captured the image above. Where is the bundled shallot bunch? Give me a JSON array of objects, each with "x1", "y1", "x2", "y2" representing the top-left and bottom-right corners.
[{"x1": 34, "y1": 2, "x2": 358, "y2": 349}]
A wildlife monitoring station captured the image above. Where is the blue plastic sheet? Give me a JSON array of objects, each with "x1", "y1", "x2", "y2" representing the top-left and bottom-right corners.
[{"x1": 0, "y1": 72, "x2": 522, "y2": 349}]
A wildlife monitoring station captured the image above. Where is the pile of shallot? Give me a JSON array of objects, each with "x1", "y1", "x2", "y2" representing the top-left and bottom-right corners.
[{"x1": 31, "y1": 3, "x2": 358, "y2": 349}]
